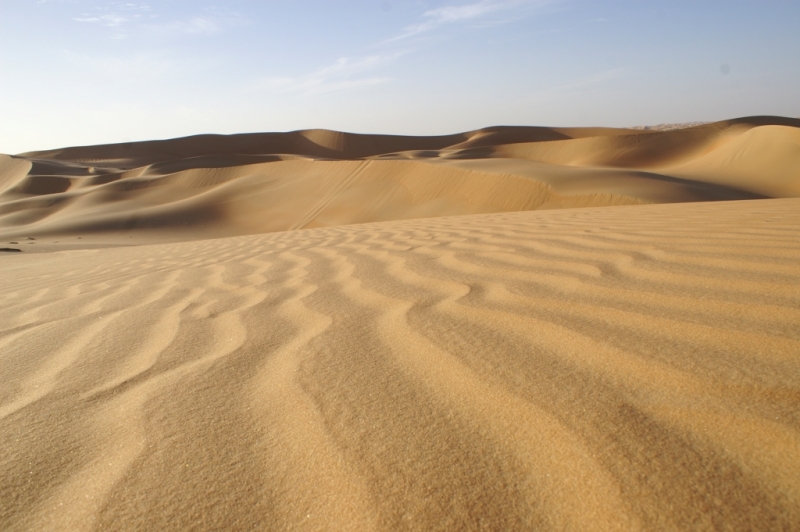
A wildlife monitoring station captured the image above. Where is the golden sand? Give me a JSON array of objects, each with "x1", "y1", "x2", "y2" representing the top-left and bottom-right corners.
[{"x1": 1, "y1": 117, "x2": 799, "y2": 530}]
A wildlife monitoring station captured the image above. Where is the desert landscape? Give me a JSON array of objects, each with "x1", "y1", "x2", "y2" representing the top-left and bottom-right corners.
[{"x1": 1, "y1": 116, "x2": 800, "y2": 530}]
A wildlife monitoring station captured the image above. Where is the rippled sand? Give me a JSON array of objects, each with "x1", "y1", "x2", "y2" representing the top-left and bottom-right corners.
[{"x1": 2, "y1": 198, "x2": 799, "y2": 530}]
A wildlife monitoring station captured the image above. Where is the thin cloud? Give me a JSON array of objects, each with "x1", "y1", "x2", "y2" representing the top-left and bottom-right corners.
[
  {"x1": 70, "y1": 2, "x2": 243, "y2": 38},
  {"x1": 73, "y1": 13, "x2": 134, "y2": 27},
  {"x1": 386, "y1": 0, "x2": 552, "y2": 42},
  {"x1": 145, "y1": 7, "x2": 249, "y2": 37},
  {"x1": 72, "y1": 1, "x2": 153, "y2": 37},
  {"x1": 152, "y1": 16, "x2": 222, "y2": 36},
  {"x1": 73, "y1": 1, "x2": 151, "y2": 25},
  {"x1": 253, "y1": 53, "x2": 405, "y2": 96}
]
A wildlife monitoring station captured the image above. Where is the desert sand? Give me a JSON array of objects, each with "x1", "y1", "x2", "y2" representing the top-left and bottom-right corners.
[{"x1": 1, "y1": 117, "x2": 799, "y2": 530}]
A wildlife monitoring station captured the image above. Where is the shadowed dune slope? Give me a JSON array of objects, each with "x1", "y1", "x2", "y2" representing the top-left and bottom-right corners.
[
  {"x1": 1, "y1": 198, "x2": 799, "y2": 530},
  {"x1": 1, "y1": 116, "x2": 797, "y2": 241}
]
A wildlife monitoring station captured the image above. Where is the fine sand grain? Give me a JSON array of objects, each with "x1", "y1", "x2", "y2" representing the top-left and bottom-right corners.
[{"x1": 1, "y1": 117, "x2": 799, "y2": 530}]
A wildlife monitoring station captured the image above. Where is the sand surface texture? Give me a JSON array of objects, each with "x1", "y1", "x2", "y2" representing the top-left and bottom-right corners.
[{"x1": 1, "y1": 117, "x2": 799, "y2": 530}]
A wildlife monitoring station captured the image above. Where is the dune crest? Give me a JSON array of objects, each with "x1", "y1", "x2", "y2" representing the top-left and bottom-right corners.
[{"x1": 1, "y1": 116, "x2": 798, "y2": 243}]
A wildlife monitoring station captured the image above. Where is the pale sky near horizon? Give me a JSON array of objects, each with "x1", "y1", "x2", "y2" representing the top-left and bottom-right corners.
[{"x1": 1, "y1": 0, "x2": 798, "y2": 154}]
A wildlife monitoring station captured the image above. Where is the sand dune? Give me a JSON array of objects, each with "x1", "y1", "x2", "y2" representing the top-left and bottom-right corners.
[
  {"x1": 1, "y1": 198, "x2": 799, "y2": 530},
  {"x1": 1, "y1": 116, "x2": 798, "y2": 243},
  {"x1": 1, "y1": 117, "x2": 799, "y2": 530}
]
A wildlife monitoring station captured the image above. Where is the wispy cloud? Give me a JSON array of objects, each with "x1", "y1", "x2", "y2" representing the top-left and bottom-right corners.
[
  {"x1": 71, "y1": 2, "x2": 244, "y2": 38},
  {"x1": 386, "y1": 0, "x2": 552, "y2": 42},
  {"x1": 73, "y1": 2, "x2": 151, "y2": 26},
  {"x1": 72, "y1": 1, "x2": 153, "y2": 37},
  {"x1": 145, "y1": 6, "x2": 248, "y2": 36},
  {"x1": 73, "y1": 13, "x2": 134, "y2": 27},
  {"x1": 150, "y1": 16, "x2": 222, "y2": 36},
  {"x1": 252, "y1": 1, "x2": 551, "y2": 98},
  {"x1": 253, "y1": 53, "x2": 405, "y2": 96}
]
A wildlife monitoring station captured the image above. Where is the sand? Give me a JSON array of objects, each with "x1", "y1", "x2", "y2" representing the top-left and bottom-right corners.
[
  {"x1": 1, "y1": 117, "x2": 799, "y2": 530},
  {"x1": 2, "y1": 116, "x2": 799, "y2": 245}
]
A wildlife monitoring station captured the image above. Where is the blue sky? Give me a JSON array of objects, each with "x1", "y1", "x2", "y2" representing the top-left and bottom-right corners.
[{"x1": 1, "y1": 0, "x2": 799, "y2": 153}]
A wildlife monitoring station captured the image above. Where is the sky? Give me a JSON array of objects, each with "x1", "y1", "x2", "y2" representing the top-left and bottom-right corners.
[{"x1": 1, "y1": 0, "x2": 799, "y2": 154}]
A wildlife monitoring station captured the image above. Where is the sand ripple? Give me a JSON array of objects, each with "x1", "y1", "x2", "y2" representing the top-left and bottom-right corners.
[{"x1": 1, "y1": 198, "x2": 799, "y2": 530}]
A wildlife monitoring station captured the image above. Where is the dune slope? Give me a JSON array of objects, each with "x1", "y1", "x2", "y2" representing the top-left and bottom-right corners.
[
  {"x1": 1, "y1": 198, "x2": 799, "y2": 530},
  {"x1": 1, "y1": 116, "x2": 798, "y2": 243}
]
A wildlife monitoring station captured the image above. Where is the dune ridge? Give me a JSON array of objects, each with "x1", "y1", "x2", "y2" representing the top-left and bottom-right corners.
[
  {"x1": 1, "y1": 198, "x2": 799, "y2": 530},
  {"x1": 1, "y1": 116, "x2": 798, "y2": 244}
]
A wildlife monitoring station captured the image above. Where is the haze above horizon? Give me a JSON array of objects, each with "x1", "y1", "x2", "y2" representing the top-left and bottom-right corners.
[{"x1": 1, "y1": 0, "x2": 798, "y2": 154}]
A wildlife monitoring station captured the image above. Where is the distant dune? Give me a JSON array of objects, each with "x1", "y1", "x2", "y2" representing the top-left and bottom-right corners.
[
  {"x1": 1, "y1": 117, "x2": 799, "y2": 530},
  {"x1": 1, "y1": 115, "x2": 798, "y2": 244}
]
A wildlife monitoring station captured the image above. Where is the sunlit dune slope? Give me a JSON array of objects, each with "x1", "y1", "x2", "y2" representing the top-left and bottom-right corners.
[
  {"x1": 1, "y1": 115, "x2": 797, "y2": 241},
  {"x1": 669, "y1": 125, "x2": 800, "y2": 197},
  {"x1": 1, "y1": 198, "x2": 799, "y2": 530},
  {"x1": 0, "y1": 155, "x2": 32, "y2": 195}
]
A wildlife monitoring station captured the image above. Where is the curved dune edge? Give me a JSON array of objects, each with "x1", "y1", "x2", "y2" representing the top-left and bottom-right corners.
[
  {"x1": 0, "y1": 158, "x2": 646, "y2": 243},
  {"x1": 1, "y1": 116, "x2": 798, "y2": 243},
  {"x1": 1, "y1": 198, "x2": 799, "y2": 530}
]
